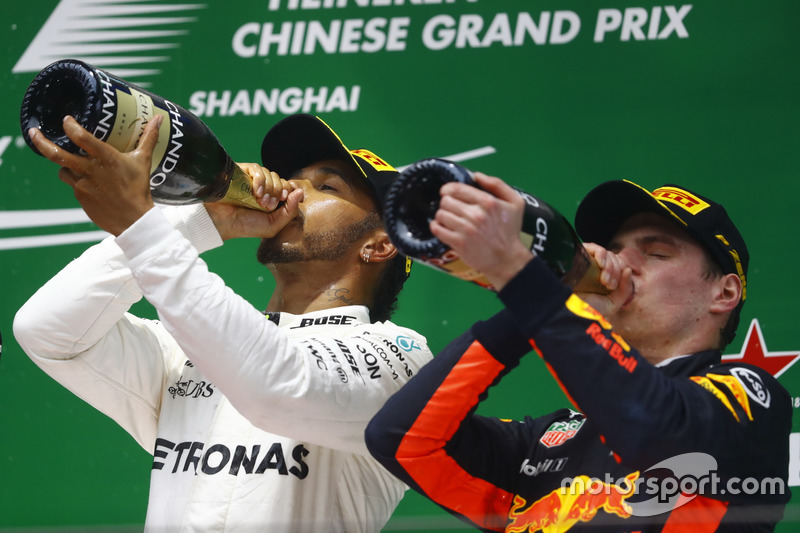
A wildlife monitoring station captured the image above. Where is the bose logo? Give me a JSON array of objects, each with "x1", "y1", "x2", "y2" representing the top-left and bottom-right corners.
[{"x1": 292, "y1": 315, "x2": 356, "y2": 328}]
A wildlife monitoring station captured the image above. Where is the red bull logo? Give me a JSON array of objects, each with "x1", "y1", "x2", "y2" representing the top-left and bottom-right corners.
[
  {"x1": 585, "y1": 323, "x2": 638, "y2": 374},
  {"x1": 507, "y1": 472, "x2": 639, "y2": 533},
  {"x1": 565, "y1": 295, "x2": 612, "y2": 330}
]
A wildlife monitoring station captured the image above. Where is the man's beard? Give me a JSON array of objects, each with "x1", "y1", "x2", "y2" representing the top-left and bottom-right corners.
[{"x1": 257, "y1": 212, "x2": 381, "y2": 265}]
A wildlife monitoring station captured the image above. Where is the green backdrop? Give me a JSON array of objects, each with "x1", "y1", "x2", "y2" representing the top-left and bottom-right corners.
[{"x1": 1, "y1": 1, "x2": 799, "y2": 530}]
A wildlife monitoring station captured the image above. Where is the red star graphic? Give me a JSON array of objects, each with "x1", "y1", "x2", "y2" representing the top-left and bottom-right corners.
[{"x1": 722, "y1": 319, "x2": 800, "y2": 378}]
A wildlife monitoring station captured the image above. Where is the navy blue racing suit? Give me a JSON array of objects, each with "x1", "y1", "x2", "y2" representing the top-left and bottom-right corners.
[{"x1": 366, "y1": 257, "x2": 791, "y2": 532}]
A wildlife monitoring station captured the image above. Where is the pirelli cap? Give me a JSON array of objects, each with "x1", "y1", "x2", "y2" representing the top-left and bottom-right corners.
[
  {"x1": 574, "y1": 180, "x2": 748, "y2": 304},
  {"x1": 260, "y1": 113, "x2": 398, "y2": 212}
]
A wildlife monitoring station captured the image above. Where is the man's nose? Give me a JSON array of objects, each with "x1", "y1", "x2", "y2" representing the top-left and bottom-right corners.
[
  {"x1": 289, "y1": 179, "x2": 310, "y2": 192},
  {"x1": 615, "y1": 247, "x2": 643, "y2": 273}
]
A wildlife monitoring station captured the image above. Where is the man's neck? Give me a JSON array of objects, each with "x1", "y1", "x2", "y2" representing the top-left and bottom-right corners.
[
  {"x1": 266, "y1": 262, "x2": 369, "y2": 315},
  {"x1": 637, "y1": 339, "x2": 718, "y2": 366}
]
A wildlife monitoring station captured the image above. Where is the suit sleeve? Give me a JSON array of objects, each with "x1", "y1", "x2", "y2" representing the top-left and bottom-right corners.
[
  {"x1": 366, "y1": 309, "x2": 552, "y2": 532},
  {"x1": 12, "y1": 205, "x2": 221, "y2": 453},
  {"x1": 497, "y1": 257, "x2": 792, "y2": 497},
  {"x1": 116, "y1": 207, "x2": 433, "y2": 455}
]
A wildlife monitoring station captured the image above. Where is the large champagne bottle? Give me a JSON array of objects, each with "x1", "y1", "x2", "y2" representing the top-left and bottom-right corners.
[
  {"x1": 383, "y1": 158, "x2": 605, "y2": 293},
  {"x1": 19, "y1": 59, "x2": 264, "y2": 211}
]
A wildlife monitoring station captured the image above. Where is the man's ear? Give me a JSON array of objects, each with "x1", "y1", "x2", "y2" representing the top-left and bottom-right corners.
[
  {"x1": 361, "y1": 231, "x2": 398, "y2": 264},
  {"x1": 710, "y1": 273, "x2": 742, "y2": 314}
]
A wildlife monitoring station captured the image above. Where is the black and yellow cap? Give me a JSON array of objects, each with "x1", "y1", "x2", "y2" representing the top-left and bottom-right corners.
[
  {"x1": 260, "y1": 113, "x2": 398, "y2": 213},
  {"x1": 575, "y1": 180, "x2": 748, "y2": 304}
]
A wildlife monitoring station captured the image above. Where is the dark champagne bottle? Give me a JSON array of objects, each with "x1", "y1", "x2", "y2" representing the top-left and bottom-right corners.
[
  {"x1": 383, "y1": 158, "x2": 605, "y2": 292},
  {"x1": 19, "y1": 59, "x2": 264, "y2": 211}
]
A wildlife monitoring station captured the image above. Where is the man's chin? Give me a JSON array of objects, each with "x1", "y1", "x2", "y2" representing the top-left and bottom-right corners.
[{"x1": 256, "y1": 240, "x2": 302, "y2": 265}]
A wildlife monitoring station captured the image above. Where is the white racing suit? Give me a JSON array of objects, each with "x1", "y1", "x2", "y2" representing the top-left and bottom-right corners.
[{"x1": 14, "y1": 205, "x2": 433, "y2": 532}]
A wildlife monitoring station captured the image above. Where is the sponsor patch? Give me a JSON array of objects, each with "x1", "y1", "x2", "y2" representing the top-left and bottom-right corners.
[
  {"x1": 690, "y1": 376, "x2": 743, "y2": 422},
  {"x1": 585, "y1": 323, "x2": 637, "y2": 373},
  {"x1": 652, "y1": 186, "x2": 710, "y2": 215},
  {"x1": 290, "y1": 314, "x2": 356, "y2": 328},
  {"x1": 152, "y1": 438, "x2": 309, "y2": 479},
  {"x1": 730, "y1": 367, "x2": 771, "y2": 408},
  {"x1": 351, "y1": 149, "x2": 395, "y2": 172},
  {"x1": 519, "y1": 457, "x2": 568, "y2": 477},
  {"x1": 395, "y1": 335, "x2": 421, "y2": 352},
  {"x1": 540, "y1": 418, "x2": 585, "y2": 448},
  {"x1": 565, "y1": 294, "x2": 613, "y2": 330},
  {"x1": 707, "y1": 373, "x2": 754, "y2": 421},
  {"x1": 507, "y1": 472, "x2": 638, "y2": 531}
]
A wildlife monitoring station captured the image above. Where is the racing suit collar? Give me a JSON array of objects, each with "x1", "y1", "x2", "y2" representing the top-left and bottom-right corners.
[
  {"x1": 656, "y1": 349, "x2": 721, "y2": 378},
  {"x1": 262, "y1": 305, "x2": 371, "y2": 328}
]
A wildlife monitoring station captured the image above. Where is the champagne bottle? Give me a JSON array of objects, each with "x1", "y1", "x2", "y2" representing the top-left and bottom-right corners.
[
  {"x1": 19, "y1": 59, "x2": 264, "y2": 211},
  {"x1": 383, "y1": 158, "x2": 605, "y2": 293}
]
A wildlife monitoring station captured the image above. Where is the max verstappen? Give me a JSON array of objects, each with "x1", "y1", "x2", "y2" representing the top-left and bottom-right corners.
[{"x1": 366, "y1": 174, "x2": 791, "y2": 532}]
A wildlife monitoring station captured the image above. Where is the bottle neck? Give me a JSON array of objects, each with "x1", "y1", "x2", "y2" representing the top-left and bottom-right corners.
[{"x1": 213, "y1": 163, "x2": 269, "y2": 212}]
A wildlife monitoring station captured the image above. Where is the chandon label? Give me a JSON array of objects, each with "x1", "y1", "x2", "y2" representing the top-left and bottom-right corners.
[{"x1": 149, "y1": 99, "x2": 184, "y2": 190}]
